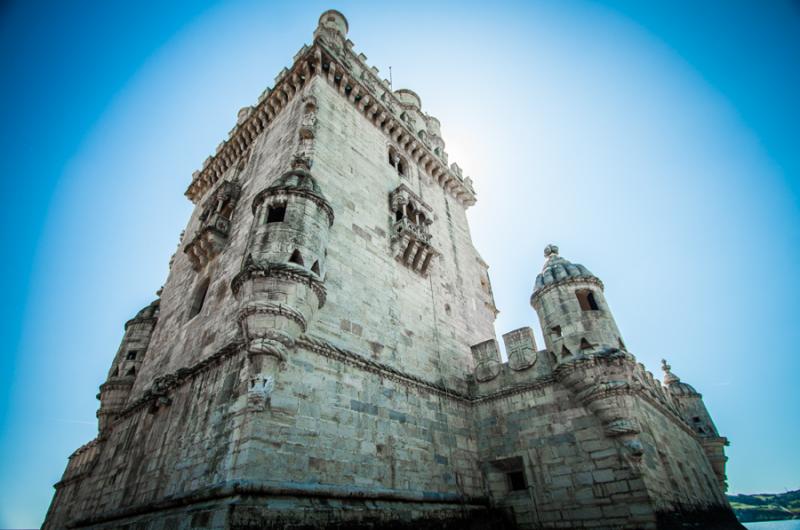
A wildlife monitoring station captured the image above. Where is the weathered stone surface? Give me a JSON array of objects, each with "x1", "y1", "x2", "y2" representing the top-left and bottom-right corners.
[{"x1": 43, "y1": 9, "x2": 742, "y2": 530}]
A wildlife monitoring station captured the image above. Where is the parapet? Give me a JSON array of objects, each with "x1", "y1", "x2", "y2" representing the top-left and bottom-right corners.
[{"x1": 471, "y1": 327, "x2": 551, "y2": 386}]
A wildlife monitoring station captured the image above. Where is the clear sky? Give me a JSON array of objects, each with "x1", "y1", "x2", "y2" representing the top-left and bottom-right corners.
[{"x1": 1, "y1": 0, "x2": 798, "y2": 527}]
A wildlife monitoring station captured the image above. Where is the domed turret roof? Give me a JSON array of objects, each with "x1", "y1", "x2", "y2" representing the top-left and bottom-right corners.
[
  {"x1": 533, "y1": 244, "x2": 600, "y2": 294},
  {"x1": 125, "y1": 299, "x2": 160, "y2": 329},
  {"x1": 661, "y1": 359, "x2": 700, "y2": 397},
  {"x1": 267, "y1": 169, "x2": 324, "y2": 196}
]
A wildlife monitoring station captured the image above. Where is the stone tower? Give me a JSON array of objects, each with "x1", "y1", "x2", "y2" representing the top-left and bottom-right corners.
[{"x1": 44, "y1": 10, "x2": 742, "y2": 530}]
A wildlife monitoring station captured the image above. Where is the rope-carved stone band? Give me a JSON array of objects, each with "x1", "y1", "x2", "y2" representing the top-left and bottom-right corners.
[
  {"x1": 231, "y1": 261, "x2": 327, "y2": 307},
  {"x1": 237, "y1": 302, "x2": 308, "y2": 333}
]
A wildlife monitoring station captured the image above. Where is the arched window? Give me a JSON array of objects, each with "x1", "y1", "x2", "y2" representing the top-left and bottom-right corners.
[
  {"x1": 188, "y1": 277, "x2": 210, "y2": 319},
  {"x1": 406, "y1": 202, "x2": 416, "y2": 222},
  {"x1": 387, "y1": 147, "x2": 408, "y2": 178},
  {"x1": 576, "y1": 290, "x2": 599, "y2": 311},
  {"x1": 289, "y1": 249, "x2": 304, "y2": 266}
]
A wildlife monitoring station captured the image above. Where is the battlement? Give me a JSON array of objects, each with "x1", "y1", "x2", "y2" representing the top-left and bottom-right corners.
[{"x1": 185, "y1": 11, "x2": 476, "y2": 208}]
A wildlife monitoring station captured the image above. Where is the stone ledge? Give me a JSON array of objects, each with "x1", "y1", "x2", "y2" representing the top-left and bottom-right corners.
[{"x1": 68, "y1": 479, "x2": 491, "y2": 528}]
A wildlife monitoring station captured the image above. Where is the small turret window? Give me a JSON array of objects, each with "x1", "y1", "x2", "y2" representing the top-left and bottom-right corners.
[
  {"x1": 550, "y1": 326, "x2": 562, "y2": 337},
  {"x1": 126, "y1": 367, "x2": 136, "y2": 377},
  {"x1": 267, "y1": 204, "x2": 286, "y2": 223},
  {"x1": 561, "y1": 345, "x2": 572, "y2": 357},
  {"x1": 576, "y1": 290, "x2": 599, "y2": 311},
  {"x1": 579, "y1": 338, "x2": 593, "y2": 350},
  {"x1": 289, "y1": 249, "x2": 304, "y2": 266},
  {"x1": 126, "y1": 350, "x2": 140, "y2": 361}
]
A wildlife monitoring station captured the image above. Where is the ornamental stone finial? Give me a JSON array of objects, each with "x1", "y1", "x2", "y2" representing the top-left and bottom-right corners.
[
  {"x1": 544, "y1": 244, "x2": 559, "y2": 258},
  {"x1": 661, "y1": 359, "x2": 680, "y2": 385},
  {"x1": 291, "y1": 155, "x2": 312, "y2": 170}
]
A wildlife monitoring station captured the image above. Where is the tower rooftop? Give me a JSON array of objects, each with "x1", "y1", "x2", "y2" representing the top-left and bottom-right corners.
[
  {"x1": 661, "y1": 359, "x2": 700, "y2": 396},
  {"x1": 532, "y1": 244, "x2": 600, "y2": 295}
]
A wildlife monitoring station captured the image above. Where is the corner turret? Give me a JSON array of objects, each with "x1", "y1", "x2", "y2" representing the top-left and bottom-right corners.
[
  {"x1": 662, "y1": 359, "x2": 730, "y2": 491},
  {"x1": 530, "y1": 244, "x2": 625, "y2": 363},
  {"x1": 314, "y1": 10, "x2": 348, "y2": 40},
  {"x1": 96, "y1": 299, "x2": 159, "y2": 434},
  {"x1": 232, "y1": 159, "x2": 334, "y2": 409}
]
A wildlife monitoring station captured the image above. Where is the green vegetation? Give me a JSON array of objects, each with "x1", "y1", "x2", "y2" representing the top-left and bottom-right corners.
[{"x1": 728, "y1": 489, "x2": 800, "y2": 522}]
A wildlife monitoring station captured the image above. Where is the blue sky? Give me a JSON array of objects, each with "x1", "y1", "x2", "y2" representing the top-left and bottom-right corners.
[{"x1": 1, "y1": 1, "x2": 798, "y2": 527}]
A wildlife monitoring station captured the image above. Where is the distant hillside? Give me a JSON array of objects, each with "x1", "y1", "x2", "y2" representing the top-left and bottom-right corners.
[{"x1": 728, "y1": 489, "x2": 800, "y2": 522}]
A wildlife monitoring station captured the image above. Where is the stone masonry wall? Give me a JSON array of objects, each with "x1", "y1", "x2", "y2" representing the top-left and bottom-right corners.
[
  {"x1": 473, "y1": 380, "x2": 655, "y2": 529},
  {"x1": 133, "y1": 73, "x2": 495, "y2": 403},
  {"x1": 305, "y1": 76, "x2": 496, "y2": 392}
]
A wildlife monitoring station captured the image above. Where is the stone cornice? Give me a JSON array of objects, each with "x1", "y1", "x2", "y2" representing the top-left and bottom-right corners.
[
  {"x1": 185, "y1": 40, "x2": 476, "y2": 207},
  {"x1": 231, "y1": 260, "x2": 327, "y2": 307},
  {"x1": 112, "y1": 341, "x2": 244, "y2": 423},
  {"x1": 297, "y1": 335, "x2": 472, "y2": 402},
  {"x1": 553, "y1": 351, "x2": 704, "y2": 440},
  {"x1": 100, "y1": 338, "x2": 705, "y2": 460}
]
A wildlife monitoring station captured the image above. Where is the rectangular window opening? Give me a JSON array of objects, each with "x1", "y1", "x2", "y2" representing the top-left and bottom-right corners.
[
  {"x1": 507, "y1": 470, "x2": 527, "y2": 492},
  {"x1": 267, "y1": 204, "x2": 286, "y2": 223}
]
